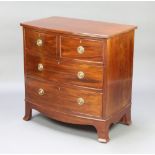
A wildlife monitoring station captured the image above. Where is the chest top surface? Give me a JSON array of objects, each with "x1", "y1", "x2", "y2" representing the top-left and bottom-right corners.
[{"x1": 21, "y1": 16, "x2": 137, "y2": 38}]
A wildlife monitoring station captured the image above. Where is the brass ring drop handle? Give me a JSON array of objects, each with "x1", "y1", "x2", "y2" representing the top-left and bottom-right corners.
[
  {"x1": 36, "y1": 39, "x2": 43, "y2": 46},
  {"x1": 38, "y1": 88, "x2": 45, "y2": 96},
  {"x1": 38, "y1": 63, "x2": 43, "y2": 71},
  {"x1": 77, "y1": 98, "x2": 85, "y2": 105},
  {"x1": 77, "y1": 46, "x2": 84, "y2": 54},
  {"x1": 77, "y1": 71, "x2": 85, "y2": 79}
]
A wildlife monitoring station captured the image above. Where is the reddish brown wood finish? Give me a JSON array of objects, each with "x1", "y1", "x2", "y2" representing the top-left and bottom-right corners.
[
  {"x1": 21, "y1": 16, "x2": 137, "y2": 38},
  {"x1": 26, "y1": 53, "x2": 103, "y2": 89},
  {"x1": 61, "y1": 36, "x2": 104, "y2": 62},
  {"x1": 23, "y1": 101, "x2": 32, "y2": 121},
  {"x1": 21, "y1": 17, "x2": 136, "y2": 143},
  {"x1": 104, "y1": 31, "x2": 134, "y2": 118},
  {"x1": 25, "y1": 29, "x2": 57, "y2": 59},
  {"x1": 26, "y1": 78, "x2": 103, "y2": 118}
]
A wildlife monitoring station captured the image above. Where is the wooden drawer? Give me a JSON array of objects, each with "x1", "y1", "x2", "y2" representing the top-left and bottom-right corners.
[
  {"x1": 25, "y1": 53, "x2": 103, "y2": 89},
  {"x1": 24, "y1": 29, "x2": 57, "y2": 59},
  {"x1": 61, "y1": 36, "x2": 104, "y2": 62},
  {"x1": 26, "y1": 78, "x2": 103, "y2": 117}
]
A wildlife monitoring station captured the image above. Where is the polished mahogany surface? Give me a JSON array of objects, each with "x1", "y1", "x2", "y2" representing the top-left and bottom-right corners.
[
  {"x1": 21, "y1": 16, "x2": 137, "y2": 143},
  {"x1": 26, "y1": 77, "x2": 103, "y2": 118},
  {"x1": 61, "y1": 36, "x2": 104, "y2": 62},
  {"x1": 21, "y1": 16, "x2": 136, "y2": 38},
  {"x1": 26, "y1": 53, "x2": 103, "y2": 89}
]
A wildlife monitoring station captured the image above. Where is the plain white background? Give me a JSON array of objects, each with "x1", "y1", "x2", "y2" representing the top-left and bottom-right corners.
[{"x1": 0, "y1": 1, "x2": 155, "y2": 153}]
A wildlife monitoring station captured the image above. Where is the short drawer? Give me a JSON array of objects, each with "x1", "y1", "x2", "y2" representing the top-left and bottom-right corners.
[
  {"x1": 61, "y1": 36, "x2": 104, "y2": 62},
  {"x1": 26, "y1": 78, "x2": 103, "y2": 117},
  {"x1": 25, "y1": 53, "x2": 103, "y2": 89},
  {"x1": 24, "y1": 28, "x2": 57, "y2": 58}
]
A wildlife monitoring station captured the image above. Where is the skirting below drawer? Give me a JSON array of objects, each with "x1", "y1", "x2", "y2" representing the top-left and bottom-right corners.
[{"x1": 25, "y1": 99, "x2": 131, "y2": 131}]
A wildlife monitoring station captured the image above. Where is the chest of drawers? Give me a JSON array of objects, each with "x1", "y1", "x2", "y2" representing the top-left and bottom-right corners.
[{"x1": 21, "y1": 17, "x2": 137, "y2": 143}]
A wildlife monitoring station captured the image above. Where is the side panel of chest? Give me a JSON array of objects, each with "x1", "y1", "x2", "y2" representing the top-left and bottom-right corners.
[{"x1": 104, "y1": 31, "x2": 134, "y2": 117}]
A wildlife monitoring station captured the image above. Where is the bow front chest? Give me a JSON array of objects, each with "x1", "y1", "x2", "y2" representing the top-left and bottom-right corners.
[{"x1": 21, "y1": 17, "x2": 137, "y2": 142}]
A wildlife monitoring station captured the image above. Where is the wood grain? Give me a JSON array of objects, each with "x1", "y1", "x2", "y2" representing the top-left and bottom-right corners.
[
  {"x1": 26, "y1": 77, "x2": 103, "y2": 118},
  {"x1": 26, "y1": 52, "x2": 103, "y2": 89},
  {"x1": 25, "y1": 28, "x2": 57, "y2": 59},
  {"x1": 104, "y1": 31, "x2": 134, "y2": 117},
  {"x1": 21, "y1": 17, "x2": 137, "y2": 142},
  {"x1": 61, "y1": 36, "x2": 104, "y2": 62},
  {"x1": 21, "y1": 16, "x2": 137, "y2": 38}
]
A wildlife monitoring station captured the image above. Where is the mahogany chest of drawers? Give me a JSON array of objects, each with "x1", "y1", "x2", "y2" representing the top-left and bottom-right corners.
[{"x1": 21, "y1": 17, "x2": 137, "y2": 143}]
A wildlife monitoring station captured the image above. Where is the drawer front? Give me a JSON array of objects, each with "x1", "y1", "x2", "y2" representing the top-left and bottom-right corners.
[
  {"x1": 24, "y1": 28, "x2": 57, "y2": 59},
  {"x1": 26, "y1": 78, "x2": 103, "y2": 117},
  {"x1": 26, "y1": 53, "x2": 103, "y2": 89},
  {"x1": 61, "y1": 36, "x2": 103, "y2": 62}
]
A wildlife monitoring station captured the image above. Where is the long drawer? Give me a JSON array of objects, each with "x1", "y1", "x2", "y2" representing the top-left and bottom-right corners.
[
  {"x1": 25, "y1": 53, "x2": 103, "y2": 89},
  {"x1": 26, "y1": 78, "x2": 103, "y2": 118}
]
